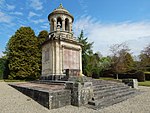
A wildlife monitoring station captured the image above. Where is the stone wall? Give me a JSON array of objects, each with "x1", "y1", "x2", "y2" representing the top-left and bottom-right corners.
[
  {"x1": 65, "y1": 81, "x2": 93, "y2": 106},
  {"x1": 9, "y1": 84, "x2": 71, "y2": 109}
]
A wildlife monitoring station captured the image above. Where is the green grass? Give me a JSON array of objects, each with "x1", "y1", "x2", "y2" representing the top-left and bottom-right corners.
[
  {"x1": 3, "y1": 79, "x2": 27, "y2": 82},
  {"x1": 99, "y1": 77, "x2": 122, "y2": 82},
  {"x1": 138, "y1": 81, "x2": 150, "y2": 87},
  {"x1": 99, "y1": 77, "x2": 115, "y2": 80}
]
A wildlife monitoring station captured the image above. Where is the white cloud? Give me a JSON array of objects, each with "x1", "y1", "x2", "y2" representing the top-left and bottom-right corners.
[
  {"x1": 10, "y1": 11, "x2": 23, "y2": 16},
  {"x1": 79, "y1": 0, "x2": 88, "y2": 13},
  {"x1": 41, "y1": 23, "x2": 49, "y2": 29},
  {"x1": 28, "y1": 11, "x2": 40, "y2": 19},
  {"x1": 7, "y1": 4, "x2": 15, "y2": 10},
  {"x1": 74, "y1": 16, "x2": 150, "y2": 56},
  {"x1": 29, "y1": 0, "x2": 43, "y2": 10},
  {"x1": 31, "y1": 19, "x2": 46, "y2": 24},
  {"x1": 0, "y1": 12, "x2": 12, "y2": 23}
]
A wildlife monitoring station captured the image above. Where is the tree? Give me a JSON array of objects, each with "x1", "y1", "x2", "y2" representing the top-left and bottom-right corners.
[
  {"x1": 77, "y1": 30, "x2": 94, "y2": 76},
  {"x1": 139, "y1": 44, "x2": 150, "y2": 71},
  {"x1": 0, "y1": 57, "x2": 5, "y2": 79},
  {"x1": 7, "y1": 27, "x2": 40, "y2": 79},
  {"x1": 109, "y1": 43, "x2": 133, "y2": 77},
  {"x1": 124, "y1": 52, "x2": 134, "y2": 72},
  {"x1": 37, "y1": 30, "x2": 48, "y2": 74},
  {"x1": 37, "y1": 30, "x2": 48, "y2": 45}
]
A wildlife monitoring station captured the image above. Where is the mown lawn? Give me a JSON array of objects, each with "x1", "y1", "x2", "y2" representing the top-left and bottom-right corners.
[
  {"x1": 99, "y1": 77, "x2": 122, "y2": 82},
  {"x1": 0, "y1": 79, "x2": 27, "y2": 82},
  {"x1": 138, "y1": 81, "x2": 150, "y2": 87},
  {"x1": 100, "y1": 77, "x2": 150, "y2": 87}
]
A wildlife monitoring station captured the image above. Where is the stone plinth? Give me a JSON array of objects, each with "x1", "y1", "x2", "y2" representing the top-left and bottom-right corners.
[
  {"x1": 65, "y1": 81, "x2": 93, "y2": 106},
  {"x1": 9, "y1": 83, "x2": 71, "y2": 109}
]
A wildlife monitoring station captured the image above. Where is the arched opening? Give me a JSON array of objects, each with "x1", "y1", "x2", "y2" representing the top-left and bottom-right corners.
[
  {"x1": 65, "y1": 18, "x2": 69, "y2": 31},
  {"x1": 57, "y1": 17, "x2": 62, "y2": 30},
  {"x1": 51, "y1": 19, "x2": 54, "y2": 32}
]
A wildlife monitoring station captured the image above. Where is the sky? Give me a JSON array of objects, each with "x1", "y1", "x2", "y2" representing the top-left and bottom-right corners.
[{"x1": 0, "y1": 0, "x2": 150, "y2": 57}]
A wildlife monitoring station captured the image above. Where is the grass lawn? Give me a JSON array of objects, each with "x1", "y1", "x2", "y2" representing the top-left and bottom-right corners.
[
  {"x1": 100, "y1": 78, "x2": 150, "y2": 87},
  {"x1": 0, "y1": 79, "x2": 27, "y2": 82},
  {"x1": 99, "y1": 77, "x2": 122, "y2": 82},
  {"x1": 138, "y1": 81, "x2": 150, "y2": 87}
]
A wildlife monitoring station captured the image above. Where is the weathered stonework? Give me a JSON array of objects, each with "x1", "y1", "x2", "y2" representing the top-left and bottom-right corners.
[
  {"x1": 65, "y1": 81, "x2": 93, "y2": 106},
  {"x1": 122, "y1": 79, "x2": 138, "y2": 89},
  {"x1": 41, "y1": 4, "x2": 82, "y2": 80},
  {"x1": 9, "y1": 83, "x2": 71, "y2": 109}
]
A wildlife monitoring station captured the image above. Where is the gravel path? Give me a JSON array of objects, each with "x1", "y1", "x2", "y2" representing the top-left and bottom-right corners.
[{"x1": 0, "y1": 81, "x2": 150, "y2": 113}]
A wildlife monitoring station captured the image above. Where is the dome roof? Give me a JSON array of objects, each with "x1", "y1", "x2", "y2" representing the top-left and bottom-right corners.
[{"x1": 48, "y1": 4, "x2": 74, "y2": 21}]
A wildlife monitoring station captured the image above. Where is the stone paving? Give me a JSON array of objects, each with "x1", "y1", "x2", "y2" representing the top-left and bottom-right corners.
[
  {"x1": 12, "y1": 82, "x2": 65, "y2": 91},
  {"x1": 1, "y1": 81, "x2": 150, "y2": 113}
]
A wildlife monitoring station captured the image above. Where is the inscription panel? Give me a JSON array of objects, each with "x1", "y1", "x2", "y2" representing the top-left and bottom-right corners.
[{"x1": 63, "y1": 48, "x2": 80, "y2": 70}]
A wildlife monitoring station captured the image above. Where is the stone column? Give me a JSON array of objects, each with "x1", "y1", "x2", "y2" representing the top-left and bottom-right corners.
[
  {"x1": 53, "y1": 18, "x2": 57, "y2": 31},
  {"x1": 50, "y1": 22, "x2": 52, "y2": 32},
  {"x1": 79, "y1": 49, "x2": 82, "y2": 74},
  {"x1": 69, "y1": 22, "x2": 72, "y2": 32},
  {"x1": 62, "y1": 19, "x2": 65, "y2": 31}
]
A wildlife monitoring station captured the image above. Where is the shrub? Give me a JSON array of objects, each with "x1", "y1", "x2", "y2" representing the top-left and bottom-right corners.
[
  {"x1": 145, "y1": 72, "x2": 150, "y2": 80},
  {"x1": 135, "y1": 71, "x2": 145, "y2": 82}
]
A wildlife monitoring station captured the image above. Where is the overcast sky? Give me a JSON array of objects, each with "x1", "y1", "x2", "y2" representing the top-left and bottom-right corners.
[{"x1": 0, "y1": 0, "x2": 150, "y2": 57}]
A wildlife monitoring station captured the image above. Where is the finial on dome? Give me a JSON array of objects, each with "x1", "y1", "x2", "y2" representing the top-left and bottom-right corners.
[{"x1": 58, "y1": 3, "x2": 63, "y2": 9}]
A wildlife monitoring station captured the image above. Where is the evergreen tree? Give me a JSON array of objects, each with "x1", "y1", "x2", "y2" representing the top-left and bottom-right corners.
[
  {"x1": 7, "y1": 27, "x2": 40, "y2": 79},
  {"x1": 38, "y1": 30, "x2": 48, "y2": 45},
  {"x1": 124, "y1": 52, "x2": 134, "y2": 72},
  {"x1": 77, "y1": 30, "x2": 94, "y2": 76},
  {"x1": 0, "y1": 57, "x2": 5, "y2": 79},
  {"x1": 37, "y1": 30, "x2": 48, "y2": 74}
]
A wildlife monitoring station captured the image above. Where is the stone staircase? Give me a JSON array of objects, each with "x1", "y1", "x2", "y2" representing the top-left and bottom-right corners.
[{"x1": 88, "y1": 79, "x2": 138, "y2": 109}]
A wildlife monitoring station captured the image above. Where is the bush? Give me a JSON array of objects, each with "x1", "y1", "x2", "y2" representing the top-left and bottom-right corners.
[
  {"x1": 145, "y1": 72, "x2": 150, "y2": 80},
  {"x1": 135, "y1": 71, "x2": 145, "y2": 82},
  {"x1": 92, "y1": 68, "x2": 100, "y2": 79}
]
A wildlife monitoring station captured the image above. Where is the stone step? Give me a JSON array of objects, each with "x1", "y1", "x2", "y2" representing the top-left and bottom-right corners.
[
  {"x1": 88, "y1": 90, "x2": 136, "y2": 107},
  {"x1": 92, "y1": 80, "x2": 122, "y2": 86},
  {"x1": 92, "y1": 88, "x2": 134, "y2": 101},
  {"x1": 93, "y1": 84, "x2": 128, "y2": 92},
  {"x1": 93, "y1": 86, "x2": 130, "y2": 97},
  {"x1": 90, "y1": 91, "x2": 136, "y2": 110}
]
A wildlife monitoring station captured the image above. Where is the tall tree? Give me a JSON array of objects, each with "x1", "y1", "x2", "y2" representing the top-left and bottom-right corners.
[
  {"x1": 38, "y1": 30, "x2": 48, "y2": 45},
  {"x1": 139, "y1": 44, "x2": 150, "y2": 71},
  {"x1": 109, "y1": 43, "x2": 133, "y2": 77},
  {"x1": 0, "y1": 57, "x2": 5, "y2": 79},
  {"x1": 37, "y1": 30, "x2": 48, "y2": 74},
  {"x1": 77, "y1": 30, "x2": 94, "y2": 76},
  {"x1": 7, "y1": 27, "x2": 40, "y2": 79}
]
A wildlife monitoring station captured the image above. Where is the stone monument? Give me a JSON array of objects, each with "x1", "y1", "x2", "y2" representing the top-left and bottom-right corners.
[{"x1": 41, "y1": 4, "x2": 82, "y2": 80}]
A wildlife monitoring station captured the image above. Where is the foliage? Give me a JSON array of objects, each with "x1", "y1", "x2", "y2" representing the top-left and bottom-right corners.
[
  {"x1": 135, "y1": 70, "x2": 145, "y2": 82},
  {"x1": 37, "y1": 30, "x2": 48, "y2": 45},
  {"x1": 139, "y1": 44, "x2": 150, "y2": 71},
  {"x1": 0, "y1": 55, "x2": 9, "y2": 79},
  {"x1": 110, "y1": 43, "x2": 134, "y2": 74},
  {"x1": 77, "y1": 30, "x2": 94, "y2": 76},
  {"x1": 37, "y1": 30, "x2": 48, "y2": 74},
  {"x1": 6, "y1": 27, "x2": 41, "y2": 80},
  {"x1": 0, "y1": 57, "x2": 5, "y2": 79}
]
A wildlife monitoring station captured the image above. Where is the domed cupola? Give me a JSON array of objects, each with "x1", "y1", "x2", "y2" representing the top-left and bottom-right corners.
[{"x1": 48, "y1": 4, "x2": 74, "y2": 34}]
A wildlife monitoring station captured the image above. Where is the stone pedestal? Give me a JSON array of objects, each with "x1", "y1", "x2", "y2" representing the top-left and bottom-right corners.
[
  {"x1": 122, "y1": 79, "x2": 138, "y2": 89},
  {"x1": 65, "y1": 81, "x2": 93, "y2": 106}
]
